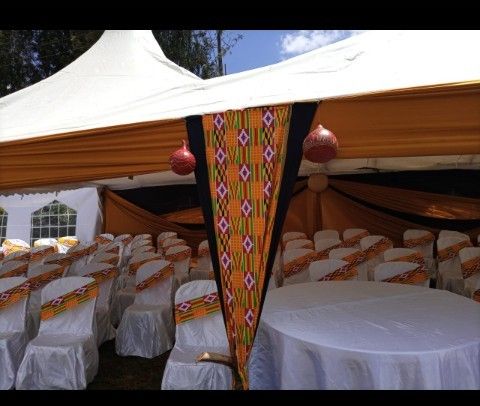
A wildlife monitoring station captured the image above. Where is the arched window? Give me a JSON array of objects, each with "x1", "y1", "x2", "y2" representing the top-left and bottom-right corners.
[
  {"x1": 30, "y1": 200, "x2": 77, "y2": 245},
  {"x1": 0, "y1": 207, "x2": 7, "y2": 244}
]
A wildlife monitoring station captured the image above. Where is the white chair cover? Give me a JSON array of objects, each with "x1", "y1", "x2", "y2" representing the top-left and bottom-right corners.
[
  {"x1": 166, "y1": 245, "x2": 191, "y2": 287},
  {"x1": 282, "y1": 232, "x2": 307, "y2": 246},
  {"x1": 29, "y1": 245, "x2": 56, "y2": 269},
  {"x1": 283, "y1": 248, "x2": 314, "y2": 286},
  {"x1": 131, "y1": 245, "x2": 156, "y2": 257},
  {"x1": 384, "y1": 248, "x2": 421, "y2": 262},
  {"x1": 131, "y1": 238, "x2": 153, "y2": 252},
  {"x1": 374, "y1": 261, "x2": 430, "y2": 287},
  {"x1": 67, "y1": 243, "x2": 91, "y2": 276},
  {"x1": 0, "y1": 277, "x2": 29, "y2": 390},
  {"x1": 3, "y1": 250, "x2": 30, "y2": 264},
  {"x1": 309, "y1": 259, "x2": 356, "y2": 281},
  {"x1": 284, "y1": 239, "x2": 314, "y2": 251},
  {"x1": 77, "y1": 263, "x2": 116, "y2": 346},
  {"x1": 90, "y1": 252, "x2": 120, "y2": 268},
  {"x1": 315, "y1": 238, "x2": 341, "y2": 254},
  {"x1": 343, "y1": 228, "x2": 369, "y2": 249},
  {"x1": 96, "y1": 233, "x2": 114, "y2": 243},
  {"x1": 403, "y1": 229, "x2": 436, "y2": 280},
  {"x1": 329, "y1": 248, "x2": 368, "y2": 281},
  {"x1": 0, "y1": 260, "x2": 28, "y2": 278},
  {"x1": 360, "y1": 235, "x2": 393, "y2": 281},
  {"x1": 314, "y1": 229, "x2": 340, "y2": 242},
  {"x1": 459, "y1": 247, "x2": 480, "y2": 298},
  {"x1": 437, "y1": 237, "x2": 467, "y2": 294},
  {"x1": 157, "y1": 232, "x2": 177, "y2": 253},
  {"x1": 16, "y1": 276, "x2": 98, "y2": 390},
  {"x1": 115, "y1": 260, "x2": 174, "y2": 358},
  {"x1": 161, "y1": 280, "x2": 232, "y2": 390},
  {"x1": 132, "y1": 234, "x2": 152, "y2": 244},
  {"x1": 43, "y1": 253, "x2": 71, "y2": 276},
  {"x1": 26, "y1": 264, "x2": 64, "y2": 340},
  {"x1": 438, "y1": 230, "x2": 470, "y2": 241},
  {"x1": 190, "y1": 240, "x2": 213, "y2": 281},
  {"x1": 113, "y1": 234, "x2": 133, "y2": 261}
]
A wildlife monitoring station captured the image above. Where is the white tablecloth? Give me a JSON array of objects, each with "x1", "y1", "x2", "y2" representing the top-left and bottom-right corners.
[{"x1": 249, "y1": 281, "x2": 480, "y2": 389}]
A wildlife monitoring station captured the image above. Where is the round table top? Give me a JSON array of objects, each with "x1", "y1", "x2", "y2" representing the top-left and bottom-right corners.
[{"x1": 261, "y1": 281, "x2": 480, "y2": 354}]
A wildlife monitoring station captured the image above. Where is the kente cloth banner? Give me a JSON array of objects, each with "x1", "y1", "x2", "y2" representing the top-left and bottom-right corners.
[
  {"x1": 473, "y1": 290, "x2": 480, "y2": 303},
  {"x1": 175, "y1": 292, "x2": 221, "y2": 324},
  {"x1": 386, "y1": 252, "x2": 425, "y2": 266},
  {"x1": 381, "y1": 265, "x2": 429, "y2": 285},
  {"x1": 342, "y1": 251, "x2": 367, "y2": 267},
  {"x1": 438, "y1": 240, "x2": 473, "y2": 262},
  {"x1": 165, "y1": 247, "x2": 192, "y2": 263},
  {"x1": 317, "y1": 264, "x2": 358, "y2": 281},
  {"x1": 135, "y1": 262, "x2": 174, "y2": 292},
  {"x1": 404, "y1": 232, "x2": 435, "y2": 248},
  {"x1": 342, "y1": 230, "x2": 370, "y2": 248},
  {"x1": 0, "y1": 263, "x2": 29, "y2": 278},
  {"x1": 128, "y1": 255, "x2": 162, "y2": 276},
  {"x1": 28, "y1": 267, "x2": 65, "y2": 291},
  {"x1": 0, "y1": 281, "x2": 31, "y2": 310},
  {"x1": 95, "y1": 235, "x2": 113, "y2": 245},
  {"x1": 40, "y1": 280, "x2": 98, "y2": 321},
  {"x1": 30, "y1": 246, "x2": 56, "y2": 263},
  {"x1": 363, "y1": 238, "x2": 393, "y2": 260},
  {"x1": 88, "y1": 267, "x2": 119, "y2": 284},
  {"x1": 461, "y1": 256, "x2": 480, "y2": 279}
]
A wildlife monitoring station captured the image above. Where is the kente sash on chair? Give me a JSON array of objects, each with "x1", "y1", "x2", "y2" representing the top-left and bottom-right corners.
[
  {"x1": 461, "y1": 256, "x2": 480, "y2": 279},
  {"x1": 45, "y1": 256, "x2": 74, "y2": 268},
  {"x1": 342, "y1": 230, "x2": 370, "y2": 248},
  {"x1": 387, "y1": 252, "x2": 425, "y2": 266},
  {"x1": 40, "y1": 280, "x2": 98, "y2": 321},
  {"x1": 473, "y1": 290, "x2": 480, "y2": 303},
  {"x1": 30, "y1": 246, "x2": 56, "y2": 263},
  {"x1": 198, "y1": 246, "x2": 210, "y2": 257},
  {"x1": 133, "y1": 246, "x2": 156, "y2": 255},
  {"x1": 95, "y1": 235, "x2": 113, "y2": 245},
  {"x1": 284, "y1": 252, "x2": 316, "y2": 278},
  {"x1": 0, "y1": 263, "x2": 28, "y2": 278},
  {"x1": 317, "y1": 264, "x2": 358, "y2": 281},
  {"x1": 0, "y1": 281, "x2": 31, "y2": 310},
  {"x1": 3, "y1": 251, "x2": 31, "y2": 263},
  {"x1": 363, "y1": 238, "x2": 393, "y2": 260},
  {"x1": 174, "y1": 291, "x2": 221, "y2": 324},
  {"x1": 291, "y1": 240, "x2": 314, "y2": 250},
  {"x1": 342, "y1": 251, "x2": 367, "y2": 267},
  {"x1": 104, "y1": 245, "x2": 120, "y2": 255},
  {"x1": 128, "y1": 255, "x2": 162, "y2": 276},
  {"x1": 165, "y1": 247, "x2": 192, "y2": 263},
  {"x1": 87, "y1": 267, "x2": 119, "y2": 284},
  {"x1": 135, "y1": 262, "x2": 174, "y2": 292},
  {"x1": 438, "y1": 240, "x2": 472, "y2": 263},
  {"x1": 404, "y1": 232, "x2": 435, "y2": 249},
  {"x1": 163, "y1": 239, "x2": 187, "y2": 253},
  {"x1": 28, "y1": 267, "x2": 65, "y2": 291},
  {"x1": 282, "y1": 233, "x2": 307, "y2": 250},
  {"x1": 86, "y1": 242, "x2": 98, "y2": 255},
  {"x1": 381, "y1": 265, "x2": 429, "y2": 285},
  {"x1": 68, "y1": 246, "x2": 92, "y2": 261},
  {"x1": 316, "y1": 242, "x2": 345, "y2": 260},
  {"x1": 96, "y1": 254, "x2": 119, "y2": 266}
]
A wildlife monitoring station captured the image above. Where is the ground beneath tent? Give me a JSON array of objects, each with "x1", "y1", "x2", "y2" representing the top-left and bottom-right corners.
[{"x1": 87, "y1": 340, "x2": 170, "y2": 390}]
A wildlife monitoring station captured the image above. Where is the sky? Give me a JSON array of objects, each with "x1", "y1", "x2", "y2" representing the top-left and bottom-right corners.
[{"x1": 222, "y1": 30, "x2": 365, "y2": 75}]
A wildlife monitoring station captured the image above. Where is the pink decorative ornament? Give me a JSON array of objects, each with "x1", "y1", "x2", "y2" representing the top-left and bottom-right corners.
[
  {"x1": 303, "y1": 124, "x2": 338, "y2": 163},
  {"x1": 170, "y1": 140, "x2": 196, "y2": 175}
]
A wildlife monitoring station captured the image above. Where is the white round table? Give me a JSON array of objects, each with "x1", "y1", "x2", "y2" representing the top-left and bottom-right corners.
[{"x1": 249, "y1": 281, "x2": 480, "y2": 389}]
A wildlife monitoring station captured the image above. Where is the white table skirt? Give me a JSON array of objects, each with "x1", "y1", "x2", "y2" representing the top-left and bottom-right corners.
[{"x1": 249, "y1": 281, "x2": 480, "y2": 390}]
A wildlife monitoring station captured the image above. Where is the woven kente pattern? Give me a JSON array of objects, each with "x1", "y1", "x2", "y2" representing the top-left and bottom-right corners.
[
  {"x1": 28, "y1": 267, "x2": 65, "y2": 291},
  {"x1": 403, "y1": 232, "x2": 435, "y2": 248},
  {"x1": 0, "y1": 263, "x2": 28, "y2": 279},
  {"x1": 40, "y1": 280, "x2": 98, "y2": 321},
  {"x1": 174, "y1": 292, "x2": 221, "y2": 324},
  {"x1": 438, "y1": 240, "x2": 472, "y2": 263},
  {"x1": 381, "y1": 265, "x2": 428, "y2": 285},
  {"x1": 317, "y1": 264, "x2": 358, "y2": 281},
  {"x1": 461, "y1": 256, "x2": 480, "y2": 279},
  {"x1": 386, "y1": 252, "x2": 425, "y2": 266},
  {"x1": 203, "y1": 105, "x2": 291, "y2": 388},
  {"x1": 88, "y1": 267, "x2": 119, "y2": 284},
  {"x1": 0, "y1": 281, "x2": 30, "y2": 310},
  {"x1": 135, "y1": 262, "x2": 173, "y2": 292},
  {"x1": 342, "y1": 230, "x2": 369, "y2": 248}
]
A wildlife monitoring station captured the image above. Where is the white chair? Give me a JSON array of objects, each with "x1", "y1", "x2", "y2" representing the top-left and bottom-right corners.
[
  {"x1": 0, "y1": 277, "x2": 29, "y2": 390},
  {"x1": 66, "y1": 244, "x2": 91, "y2": 276},
  {"x1": 374, "y1": 261, "x2": 430, "y2": 287},
  {"x1": 459, "y1": 247, "x2": 480, "y2": 298},
  {"x1": 471, "y1": 277, "x2": 480, "y2": 302},
  {"x1": 315, "y1": 238, "x2": 342, "y2": 257},
  {"x1": 29, "y1": 246, "x2": 57, "y2": 270},
  {"x1": 437, "y1": 237, "x2": 470, "y2": 294},
  {"x1": 90, "y1": 252, "x2": 120, "y2": 268},
  {"x1": 190, "y1": 240, "x2": 213, "y2": 281},
  {"x1": 284, "y1": 239, "x2": 314, "y2": 251},
  {"x1": 403, "y1": 229, "x2": 436, "y2": 280},
  {"x1": 116, "y1": 260, "x2": 175, "y2": 358},
  {"x1": 43, "y1": 253, "x2": 72, "y2": 276},
  {"x1": 165, "y1": 245, "x2": 191, "y2": 287},
  {"x1": 113, "y1": 234, "x2": 133, "y2": 264},
  {"x1": 438, "y1": 230, "x2": 470, "y2": 241},
  {"x1": 95, "y1": 233, "x2": 114, "y2": 245},
  {"x1": 283, "y1": 248, "x2": 314, "y2": 286},
  {"x1": 161, "y1": 238, "x2": 187, "y2": 256},
  {"x1": 77, "y1": 263, "x2": 117, "y2": 346},
  {"x1": 16, "y1": 276, "x2": 99, "y2": 390},
  {"x1": 360, "y1": 235, "x2": 393, "y2": 281},
  {"x1": 157, "y1": 232, "x2": 177, "y2": 254},
  {"x1": 309, "y1": 259, "x2": 357, "y2": 281},
  {"x1": 282, "y1": 232, "x2": 307, "y2": 248},
  {"x1": 314, "y1": 229, "x2": 339, "y2": 242},
  {"x1": 131, "y1": 245, "x2": 156, "y2": 257},
  {"x1": 329, "y1": 248, "x2": 368, "y2": 281},
  {"x1": 0, "y1": 260, "x2": 28, "y2": 278},
  {"x1": 132, "y1": 234, "x2": 152, "y2": 244},
  {"x1": 26, "y1": 264, "x2": 64, "y2": 340},
  {"x1": 2, "y1": 250, "x2": 30, "y2": 264},
  {"x1": 384, "y1": 248, "x2": 422, "y2": 263},
  {"x1": 343, "y1": 228, "x2": 369, "y2": 249},
  {"x1": 161, "y1": 280, "x2": 232, "y2": 390}
]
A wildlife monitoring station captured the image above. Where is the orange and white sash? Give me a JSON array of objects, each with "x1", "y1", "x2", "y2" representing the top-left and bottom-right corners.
[
  {"x1": 381, "y1": 265, "x2": 429, "y2": 285},
  {"x1": 387, "y1": 252, "x2": 425, "y2": 266},
  {"x1": 342, "y1": 230, "x2": 369, "y2": 248},
  {"x1": 45, "y1": 256, "x2": 74, "y2": 268},
  {"x1": 128, "y1": 255, "x2": 162, "y2": 276},
  {"x1": 68, "y1": 246, "x2": 92, "y2": 261},
  {"x1": 342, "y1": 251, "x2": 367, "y2": 267},
  {"x1": 0, "y1": 281, "x2": 31, "y2": 310},
  {"x1": 30, "y1": 246, "x2": 56, "y2": 263},
  {"x1": 461, "y1": 256, "x2": 480, "y2": 279},
  {"x1": 317, "y1": 264, "x2": 358, "y2": 281},
  {"x1": 473, "y1": 290, "x2": 480, "y2": 303},
  {"x1": 96, "y1": 254, "x2": 119, "y2": 266},
  {"x1": 165, "y1": 247, "x2": 192, "y2": 263},
  {"x1": 136, "y1": 262, "x2": 174, "y2": 292},
  {"x1": 95, "y1": 235, "x2": 113, "y2": 245},
  {"x1": 363, "y1": 238, "x2": 392, "y2": 260},
  {"x1": 87, "y1": 267, "x2": 119, "y2": 284},
  {"x1": 284, "y1": 251, "x2": 317, "y2": 278},
  {"x1": 316, "y1": 242, "x2": 345, "y2": 260},
  {"x1": 404, "y1": 232, "x2": 435, "y2": 249},
  {"x1": 0, "y1": 262, "x2": 28, "y2": 278},
  {"x1": 3, "y1": 251, "x2": 31, "y2": 263},
  {"x1": 132, "y1": 246, "x2": 156, "y2": 255},
  {"x1": 162, "y1": 239, "x2": 187, "y2": 252},
  {"x1": 40, "y1": 280, "x2": 98, "y2": 321},
  {"x1": 289, "y1": 240, "x2": 314, "y2": 250},
  {"x1": 438, "y1": 240, "x2": 472, "y2": 263},
  {"x1": 175, "y1": 291, "x2": 220, "y2": 324},
  {"x1": 28, "y1": 267, "x2": 65, "y2": 291}
]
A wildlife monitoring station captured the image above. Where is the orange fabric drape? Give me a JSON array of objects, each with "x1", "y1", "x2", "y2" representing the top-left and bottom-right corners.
[
  {"x1": 0, "y1": 81, "x2": 479, "y2": 192},
  {"x1": 0, "y1": 119, "x2": 186, "y2": 190},
  {"x1": 329, "y1": 179, "x2": 480, "y2": 220},
  {"x1": 103, "y1": 189, "x2": 206, "y2": 249},
  {"x1": 161, "y1": 207, "x2": 205, "y2": 225}
]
